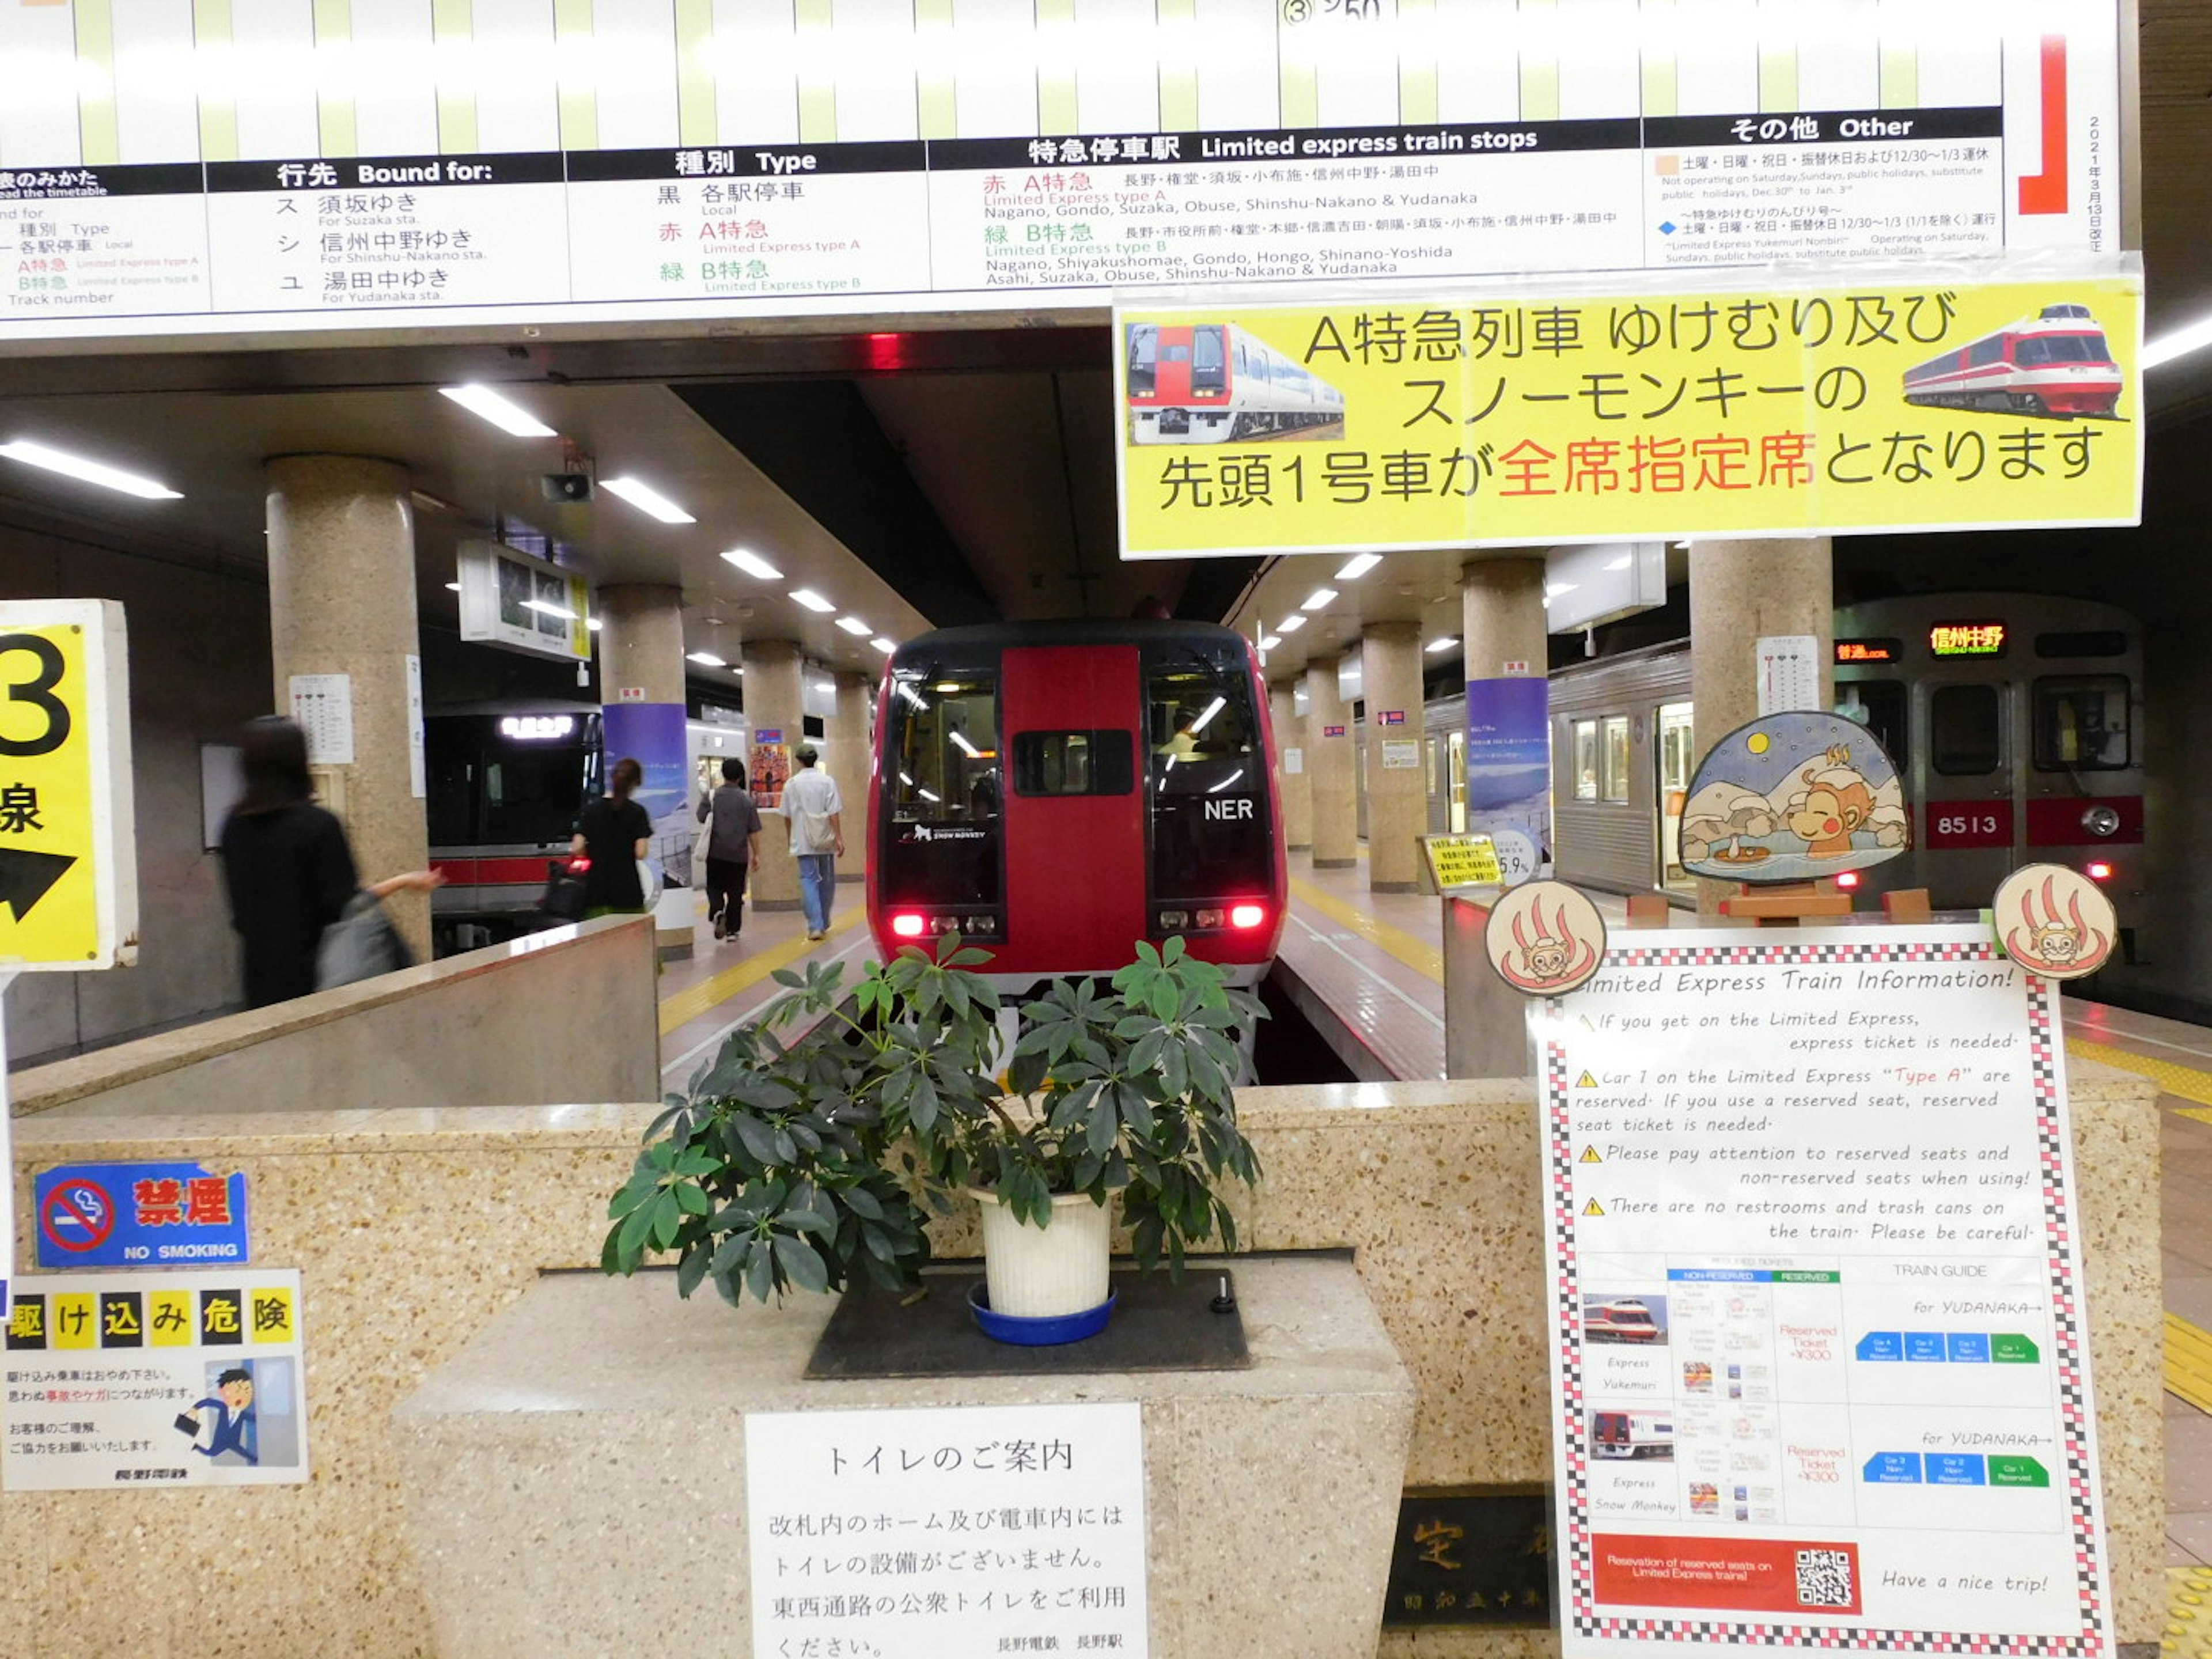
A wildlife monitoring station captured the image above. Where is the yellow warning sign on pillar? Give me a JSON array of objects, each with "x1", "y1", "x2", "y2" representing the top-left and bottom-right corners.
[{"x1": 0, "y1": 602, "x2": 137, "y2": 971}]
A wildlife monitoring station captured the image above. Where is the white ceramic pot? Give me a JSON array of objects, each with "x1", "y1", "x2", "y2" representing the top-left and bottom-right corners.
[{"x1": 973, "y1": 1188, "x2": 1112, "y2": 1319}]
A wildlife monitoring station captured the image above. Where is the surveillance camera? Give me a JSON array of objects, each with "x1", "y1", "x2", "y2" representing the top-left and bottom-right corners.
[{"x1": 541, "y1": 473, "x2": 592, "y2": 503}]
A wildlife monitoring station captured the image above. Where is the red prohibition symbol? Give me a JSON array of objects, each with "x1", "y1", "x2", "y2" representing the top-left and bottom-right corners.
[{"x1": 39, "y1": 1177, "x2": 114, "y2": 1253}]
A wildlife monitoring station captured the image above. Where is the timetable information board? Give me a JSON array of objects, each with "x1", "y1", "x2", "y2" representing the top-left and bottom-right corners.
[
  {"x1": 1536, "y1": 926, "x2": 2111, "y2": 1659},
  {"x1": 0, "y1": 0, "x2": 2122, "y2": 344}
]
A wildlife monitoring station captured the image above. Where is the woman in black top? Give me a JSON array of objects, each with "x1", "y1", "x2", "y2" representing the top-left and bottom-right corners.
[
  {"x1": 218, "y1": 717, "x2": 441, "y2": 1009},
  {"x1": 572, "y1": 756, "x2": 653, "y2": 914}
]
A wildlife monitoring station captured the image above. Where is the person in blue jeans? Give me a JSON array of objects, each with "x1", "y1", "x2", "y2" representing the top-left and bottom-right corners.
[{"x1": 779, "y1": 745, "x2": 844, "y2": 941}]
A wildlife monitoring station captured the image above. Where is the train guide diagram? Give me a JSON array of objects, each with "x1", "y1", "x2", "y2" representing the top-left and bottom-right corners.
[{"x1": 1536, "y1": 926, "x2": 2112, "y2": 1659}]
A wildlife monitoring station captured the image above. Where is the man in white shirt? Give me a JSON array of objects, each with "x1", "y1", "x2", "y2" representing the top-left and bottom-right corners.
[{"x1": 779, "y1": 745, "x2": 845, "y2": 941}]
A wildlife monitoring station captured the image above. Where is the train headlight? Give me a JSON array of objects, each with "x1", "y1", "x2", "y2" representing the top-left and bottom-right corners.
[
  {"x1": 1158, "y1": 909, "x2": 1189, "y2": 931},
  {"x1": 2080, "y1": 805, "x2": 2121, "y2": 838},
  {"x1": 1195, "y1": 908, "x2": 1225, "y2": 929}
]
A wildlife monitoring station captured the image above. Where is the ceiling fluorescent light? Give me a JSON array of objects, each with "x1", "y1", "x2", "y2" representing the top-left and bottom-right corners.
[
  {"x1": 438, "y1": 384, "x2": 558, "y2": 438},
  {"x1": 1300, "y1": 588, "x2": 1338, "y2": 611},
  {"x1": 790, "y1": 588, "x2": 836, "y2": 613},
  {"x1": 444, "y1": 581, "x2": 463, "y2": 592},
  {"x1": 521, "y1": 598, "x2": 577, "y2": 620},
  {"x1": 2143, "y1": 314, "x2": 2212, "y2": 371},
  {"x1": 721, "y1": 547, "x2": 781, "y2": 580},
  {"x1": 1277, "y1": 615, "x2": 1306, "y2": 633},
  {"x1": 586, "y1": 618, "x2": 602, "y2": 631},
  {"x1": 1258, "y1": 634, "x2": 1282, "y2": 650},
  {"x1": 1334, "y1": 554, "x2": 1381, "y2": 581},
  {"x1": 1426, "y1": 636, "x2": 1457, "y2": 653},
  {"x1": 869, "y1": 637, "x2": 896, "y2": 653},
  {"x1": 599, "y1": 476, "x2": 695, "y2": 524},
  {"x1": 686, "y1": 651, "x2": 728, "y2": 668},
  {"x1": 0, "y1": 440, "x2": 181, "y2": 500},
  {"x1": 949, "y1": 730, "x2": 981, "y2": 758},
  {"x1": 835, "y1": 616, "x2": 872, "y2": 635}
]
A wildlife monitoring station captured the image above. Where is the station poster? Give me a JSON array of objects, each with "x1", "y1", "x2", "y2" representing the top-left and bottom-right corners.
[
  {"x1": 0, "y1": 2, "x2": 2119, "y2": 347},
  {"x1": 1115, "y1": 268, "x2": 2141, "y2": 557},
  {"x1": 1534, "y1": 926, "x2": 2111, "y2": 1659}
]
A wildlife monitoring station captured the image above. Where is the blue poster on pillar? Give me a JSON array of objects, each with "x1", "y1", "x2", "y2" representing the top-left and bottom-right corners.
[
  {"x1": 1465, "y1": 676, "x2": 1550, "y2": 887},
  {"x1": 602, "y1": 702, "x2": 693, "y2": 887}
]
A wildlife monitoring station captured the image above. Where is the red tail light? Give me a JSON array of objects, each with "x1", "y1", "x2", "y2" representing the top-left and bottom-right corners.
[
  {"x1": 2086, "y1": 861, "x2": 2113, "y2": 881},
  {"x1": 890, "y1": 911, "x2": 927, "y2": 938},
  {"x1": 1835, "y1": 871, "x2": 1861, "y2": 890},
  {"x1": 1229, "y1": 903, "x2": 1266, "y2": 929}
]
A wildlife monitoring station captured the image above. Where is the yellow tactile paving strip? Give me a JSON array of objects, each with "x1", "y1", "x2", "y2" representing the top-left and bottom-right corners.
[
  {"x1": 656, "y1": 910, "x2": 864, "y2": 1036},
  {"x1": 2171, "y1": 1316, "x2": 2212, "y2": 1416},
  {"x1": 2064, "y1": 1036, "x2": 2212, "y2": 1108},
  {"x1": 2166, "y1": 1566, "x2": 2212, "y2": 1654},
  {"x1": 1287, "y1": 874, "x2": 1446, "y2": 985}
]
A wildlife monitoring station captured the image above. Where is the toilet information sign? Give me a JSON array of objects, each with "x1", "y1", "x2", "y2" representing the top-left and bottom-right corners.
[{"x1": 1535, "y1": 925, "x2": 2111, "y2": 1659}]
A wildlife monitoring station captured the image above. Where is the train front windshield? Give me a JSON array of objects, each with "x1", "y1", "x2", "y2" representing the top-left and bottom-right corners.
[
  {"x1": 881, "y1": 665, "x2": 1004, "y2": 916},
  {"x1": 1148, "y1": 654, "x2": 1270, "y2": 899}
]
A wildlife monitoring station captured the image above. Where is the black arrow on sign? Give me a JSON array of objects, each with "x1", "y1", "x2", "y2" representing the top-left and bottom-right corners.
[{"x1": 0, "y1": 849, "x2": 75, "y2": 922}]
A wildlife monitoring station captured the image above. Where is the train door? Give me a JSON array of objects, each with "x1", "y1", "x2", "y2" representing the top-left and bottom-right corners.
[
  {"x1": 1448, "y1": 732, "x2": 1467, "y2": 832},
  {"x1": 1918, "y1": 676, "x2": 2015, "y2": 904},
  {"x1": 1656, "y1": 701, "x2": 1694, "y2": 891},
  {"x1": 1001, "y1": 644, "x2": 1147, "y2": 975}
]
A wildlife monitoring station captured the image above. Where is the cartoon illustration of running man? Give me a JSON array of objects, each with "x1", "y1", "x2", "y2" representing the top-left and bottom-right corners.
[{"x1": 177, "y1": 1366, "x2": 257, "y2": 1467}]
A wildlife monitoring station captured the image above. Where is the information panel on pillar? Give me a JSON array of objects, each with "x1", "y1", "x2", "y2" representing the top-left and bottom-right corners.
[{"x1": 0, "y1": 2, "x2": 2122, "y2": 347}]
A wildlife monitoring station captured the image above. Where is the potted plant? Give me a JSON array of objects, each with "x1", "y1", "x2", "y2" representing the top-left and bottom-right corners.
[{"x1": 601, "y1": 934, "x2": 1265, "y2": 1341}]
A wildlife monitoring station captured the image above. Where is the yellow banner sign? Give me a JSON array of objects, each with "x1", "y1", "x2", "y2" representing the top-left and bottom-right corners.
[
  {"x1": 1423, "y1": 834, "x2": 1504, "y2": 891},
  {"x1": 1116, "y1": 272, "x2": 2141, "y2": 557}
]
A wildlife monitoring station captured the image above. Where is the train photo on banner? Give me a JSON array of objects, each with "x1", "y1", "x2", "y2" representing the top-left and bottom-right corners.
[
  {"x1": 1124, "y1": 321, "x2": 1346, "y2": 445},
  {"x1": 1901, "y1": 302, "x2": 2124, "y2": 417},
  {"x1": 869, "y1": 619, "x2": 1287, "y2": 992},
  {"x1": 1386, "y1": 593, "x2": 2141, "y2": 927}
]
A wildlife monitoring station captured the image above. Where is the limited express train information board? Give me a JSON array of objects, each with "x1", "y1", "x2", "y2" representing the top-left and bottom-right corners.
[
  {"x1": 0, "y1": 0, "x2": 2121, "y2": 346},
  {"x1": 1534, "y1": 925, "x2": 2112, "y2": 1659}
]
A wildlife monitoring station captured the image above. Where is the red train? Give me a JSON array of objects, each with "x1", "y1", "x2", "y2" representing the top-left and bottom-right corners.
[
  {"x1": 1125, "y1": 321, "x2": 1346, "y2": 444},
  {"x1": 1902, "y1": 302, "x2": 2122, "y2": 417},
  {"x1": 868, "y1": 619, "x2": 1287, "y2": 990}
]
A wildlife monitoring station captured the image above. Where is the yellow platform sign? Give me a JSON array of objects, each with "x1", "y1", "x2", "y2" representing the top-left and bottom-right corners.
[
  {"x1": 1116, "y1": 269, "x2": 2142, "y2": 558},
  {"x1": 0, "y1": 602, "x2": 137, "y2": 970},
  {"x1": 1422, "y1": 833, "x2": 1503, "y2": 892}
]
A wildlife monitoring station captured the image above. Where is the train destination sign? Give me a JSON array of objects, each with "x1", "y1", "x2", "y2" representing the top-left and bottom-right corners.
[
  {"x1": 1114, "y1": 270, "x2": 2142, "y2": 558},
  {"x1": 0, "y1": 2, "x2": 2121, "y2": 349},
  {"x1": 1533, "y1": 926, "x2": 2112, "y2": 1659},
  {"x1": 1929, "y1": 622, "x2": 2010, "y2": 657}
]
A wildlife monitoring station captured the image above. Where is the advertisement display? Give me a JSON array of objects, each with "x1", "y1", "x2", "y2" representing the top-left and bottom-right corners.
[
  {"x1": 0, "y1": 2, "x2": 2119, "y2": 346},
  {"x1": 1116, "y1": 270, "x2": 2141, "y2": 556},
  {"x1": 1466, "y1": 677, "x2": 1552, "y2": 885},
  {"x1": 601, "y1": 702, "x2": 693, "y2": 889},
  {"x1": 456, "y1": 541, "x2": 592, "y2": 664},
  {"x1": 1535, "y1": 926, "x2": 2111, "y2": 1659},
  {"x1": 3, "y1": 1268, "x2": 308, "y2": 1491}
]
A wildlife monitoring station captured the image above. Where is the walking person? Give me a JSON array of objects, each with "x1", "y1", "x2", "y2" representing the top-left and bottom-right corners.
[
  {"x1": 218, "y1": 716, "x2": 441, "y2": 1009},
  {"x1": 695, "y1": 756, "x2": 762, "y2": 941},
  {"x1": 572, "y1": 756, "x2": 653, "y2": 916},
  {"x1": 780, "y1": 744, "x2": 844, "y2": 941}
]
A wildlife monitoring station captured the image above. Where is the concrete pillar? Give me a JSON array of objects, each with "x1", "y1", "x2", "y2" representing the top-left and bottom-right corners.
[
  {"x1": 828, "y1": 670, "x2": 873, "y2": 884},
  {"x1": 264, "y1": 454, "x2": 431, "y2": 961},
  {"x1": 1689, "y1": 537, "x2": 1835, "y2": 914},
  {"x1": 1305, "y1": 656, "x2": 1356, "y2": 869},
  {"x1": 1361, "y1": 622, "x2": 1424, "y2": 893},
  {"x1": 1460, "y1": 557, "x2": 1554, "y2": 885},
  {"x1": 595, "y1": 583, "x2": 694, "y2": 958},
  {"x1": 742, "y1": 639, "x2": 805, "y2": 912},
  {"x1": 1268, "y1": 680, "x2": 1312, "y2": 852}
]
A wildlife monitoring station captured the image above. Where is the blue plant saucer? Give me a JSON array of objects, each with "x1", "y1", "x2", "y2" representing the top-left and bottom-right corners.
[{"x1": 967, "y1": 1281, "x2": 1118, "y2": 1346}]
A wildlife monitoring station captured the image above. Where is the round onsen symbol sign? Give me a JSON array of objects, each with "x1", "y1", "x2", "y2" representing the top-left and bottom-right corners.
[{"x1": 39, "y1": 1177, "x2": 115, "y2": 1253}]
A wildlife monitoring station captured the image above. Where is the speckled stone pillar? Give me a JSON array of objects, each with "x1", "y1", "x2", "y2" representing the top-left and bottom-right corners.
[
  {"x1": 1305, "y1": 656, "x2": 1356, "y2": 869},
  {"x1": 741, "y1": 639, "x2": 805, "y2": 912},
  {"x1": 1361, "y1": 622, "x2": 1425, "y2": 893},
  {"x1": 264, "y1": 454, "x2": 431, "y2": 961},
  {"x1": 596, "y1": 585, "x2": 693, "y2": 957},
  {"x1": 1690, "y1": 537, "x2": 1834, "y2": 914},
  {"x1": 1460, "y1": 557, "x2": 1548, "y2": 684},
  {"x1": 828, "y1": 670, "x2": 873, "y2": 885},
  {"x1": 1268, "y1": 679, "x2": 1312, "y2": 852}
]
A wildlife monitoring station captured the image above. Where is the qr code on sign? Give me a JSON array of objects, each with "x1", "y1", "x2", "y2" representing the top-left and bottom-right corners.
[{"x1": 1795, "y1": 1548, "x2": 1855, "y2": 1609}]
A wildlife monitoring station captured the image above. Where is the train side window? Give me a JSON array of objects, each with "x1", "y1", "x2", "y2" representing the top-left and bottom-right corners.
[
  {"x1": 1969, "y1": 336, "x2": 2003, "y2": 366},
  {"x1": 1929, "y1": 684, "x2": 2002, "y2": 775},
  {"x1": 1600, "y1": 715, "x2": 1630, "y2": 801},
  {"x1": 1126, "y1": 324, "x2": 1157, "y2": 395},
  {"x1": 1836, "y1": 680, "x2": 1909, "y2": 774},
  {"x1": 1573, "y1": 720, "x2": 1599, "y2": 800},
  {"x1": 1012, "y1": 730, "x2": 1135, "y2": 796},
  {"x1": 2033, "y1": 676, "x2": 2130, "y2": 771}
]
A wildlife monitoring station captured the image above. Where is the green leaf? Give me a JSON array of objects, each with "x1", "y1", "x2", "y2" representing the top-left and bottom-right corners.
[
  {"x1": 773, "y1": 1232, "x2": 831, "y2": 1295},
  {"x1": 735, "y1": 1113, "x2": 784, "y2": 1166},
  {"x1": 743, "y1": 1243, "x2": 776, "y2": 1302},
  {"x1": 617, "y1": 1195, "x2": 660, "y2": 1257},
  {"x1": 650, "y1": 1188, "x2": 686, "y2": 1249},
  {"x1": 844, "y1": 1183, "x2": 885, "y2": 1221},
  {"x1": 675, "y1": 1243, "x2": 712, "y2": 1298},
  {"x1": 675, "y1": 1181, "x2": 711, "y2": 1216}
]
